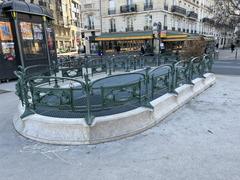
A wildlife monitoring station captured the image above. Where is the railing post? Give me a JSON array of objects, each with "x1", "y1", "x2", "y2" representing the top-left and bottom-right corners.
[
  {"x1": 18, "y1": 67, "x2": 35, "y2": 119},
  {"x1": 108, "y1": 57, "x2": 112, "y2": 76},
  {"x1": 84, "y1": 74, "x2": 94, "y2": 125},
  {"x1": 142, "y1": 67, "x2": 153, "y2": 109},
  {"x1": 235, "y1": 49, "x2": 238, "y2": 60},
  {"x1": 69, "y1": 87, "x2": 74, "y2": 111},
  {"x1": 133, "y1": 55, "x2": 137, "y2": 70},
  {"x1": 126, "y1": 56, "x2": 130, "y2": 72},
  {"x1": 170, "y1": 64, "x2": 177, "y2": 93}
]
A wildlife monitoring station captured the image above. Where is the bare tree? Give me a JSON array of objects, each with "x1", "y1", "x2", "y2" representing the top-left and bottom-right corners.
[
  {"x1": 213, "y1": 0, "x2": 240, "y2": 27},
  {"x1": 180, "y1": 36, "x2": 207, "y2": 61}
]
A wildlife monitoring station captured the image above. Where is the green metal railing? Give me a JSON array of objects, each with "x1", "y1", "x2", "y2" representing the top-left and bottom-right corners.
[{"x1": 15, "y1": 54, "x2": 214, "y2": 125}]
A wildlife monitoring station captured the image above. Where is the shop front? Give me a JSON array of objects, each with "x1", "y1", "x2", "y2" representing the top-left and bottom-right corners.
[
  {"x1": 95, "y1": 31, "x2": 154, "y2": 54},
  {"x1": 160, "y1": 30, "x2": 189, "y2": 53},
  {"x1": 160, "y1": 30, "x2": 216, "y2": 55}
]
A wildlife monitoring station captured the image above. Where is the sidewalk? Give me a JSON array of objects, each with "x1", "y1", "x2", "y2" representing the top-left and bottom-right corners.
[
  {"x1": 217, "y1": 48, "x2": 240, "y2": 60},
  {"x1": 0, "y1": 74, "x2": 240, "y2": 180}
]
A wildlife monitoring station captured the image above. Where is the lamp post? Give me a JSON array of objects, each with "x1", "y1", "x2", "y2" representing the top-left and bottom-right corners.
[{"x1": 154, "y1": 22, "x2": 162, "y2": 66}]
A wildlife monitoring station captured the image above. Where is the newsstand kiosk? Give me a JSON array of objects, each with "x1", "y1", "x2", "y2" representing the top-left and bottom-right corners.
[{"x1": 0, "y1": 0, "x2": 57, "y2": 81}]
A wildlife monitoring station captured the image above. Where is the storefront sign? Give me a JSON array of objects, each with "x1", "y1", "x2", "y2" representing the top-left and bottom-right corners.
[
  {"x1": 160, "y1": 31, "x2": 167, "y2": 38},
  {"x1": 20, "y1": 22, "x2": 33, "y2": 40},
  {"x1": 0, "y1": 22, "x2": 13, "y2": 41}
]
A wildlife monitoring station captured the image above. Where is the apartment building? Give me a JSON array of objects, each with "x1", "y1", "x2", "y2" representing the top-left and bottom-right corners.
[
  {"x1": 23, "y1": 0, "x2": 81, "y2": 52},
  {"x1": 13, "y1": 0, "x2": 233, "y2": 53},
  {"x1": 95, "y1": 0, "x2": 234, "y2": 53},
  {"x1": 80, "y1": 0, "x2": 102, "y2": 54}
]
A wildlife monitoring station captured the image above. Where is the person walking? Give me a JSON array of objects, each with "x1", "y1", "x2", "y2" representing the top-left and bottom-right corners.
[
  {"x1": 140, "y1": 46, "x2": 145, "y2": 55},
  {"x1": 231, "y1": 43, "x2": 235, "y2": 53}
]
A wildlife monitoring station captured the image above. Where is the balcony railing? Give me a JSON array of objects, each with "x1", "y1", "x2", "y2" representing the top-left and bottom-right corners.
[
  {"x1": 144, "y1": 3, "x2": 153, "y2": 11},
  {"x1": 120, "y1": 4, "x2": 137, "y2": 13},
  {"x1": 171, "y1": 5, "x2": 186, "y2": 16},
  {"x1": 108, "y1": 9, "x2": 116, "y2": 15},
  {"x1": 109, "y1": 28, "x2": 116, "y2": 33},
  {"x1": 85, "y1": 25, "x2": 95, "y2": 30},
  {"x1": 126, "y1": 27, "x2": 134, "y2": 32},
  {"x1": 187, "y1": 11, "x2": 198, "y2": 20},
  {"x1": 202, "y1": 17, "x2": 215, "y2": 24},
  {"x1": 164, "y1": 4, "x2": 168, "y2": 11},
  {"x1": 144, "y1": 26, "x2": 153, "y2": 31},
  {"x1": 38, "y1": 1, "x2": 47, "y2": 7}
]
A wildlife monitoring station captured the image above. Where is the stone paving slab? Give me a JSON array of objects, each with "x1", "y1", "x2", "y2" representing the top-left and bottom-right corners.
[{"x1": 0, "y1": 74, "x2": 240, "y2": 180}]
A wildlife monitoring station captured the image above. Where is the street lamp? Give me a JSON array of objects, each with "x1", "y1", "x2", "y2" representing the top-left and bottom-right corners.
[{"x1": 153, "y1": 22, "x2": 162, "y2": 66}]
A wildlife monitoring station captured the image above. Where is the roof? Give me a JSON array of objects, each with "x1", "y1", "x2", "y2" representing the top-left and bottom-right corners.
[
  {"x1": 0, "y1": 0, "x2": 53, "y2": 19},
  {"x1": 95, "y1": 31, "x2": 153, "y2": 41}
]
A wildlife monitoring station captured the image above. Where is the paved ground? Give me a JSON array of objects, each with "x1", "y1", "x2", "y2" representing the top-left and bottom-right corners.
[
  {"x1": 217, "y1": 48, "x2": 239, "y2": 60},
  {"x1": 213, "y1": 60, "x2": 240, "y2": 75},
  {"x1": 0, "y1": 74, "x2": 240, "y2": 180}
]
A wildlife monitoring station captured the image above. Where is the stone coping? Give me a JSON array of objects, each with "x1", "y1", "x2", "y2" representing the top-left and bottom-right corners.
[{"x1": 13, "y1": 73, "x2": 216, "y2": 145}]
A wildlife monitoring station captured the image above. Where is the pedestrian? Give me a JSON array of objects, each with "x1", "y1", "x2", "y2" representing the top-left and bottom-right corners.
[
  {"x1": 140, "y1": 46, "x2": 145, "y2": 55},
  {"x1": 231, "y1": 43, "x2": 235, "y2": 53},
  {"x1": 216, "y1": 43, "x2": 219, "y2": 49},
  {"x1": 116, "y1": 45, "x2": 121, "y2": 54}
]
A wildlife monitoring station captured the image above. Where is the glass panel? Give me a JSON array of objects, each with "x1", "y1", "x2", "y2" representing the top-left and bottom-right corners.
[
  {"x1": 1, "y1": 42, "x2": 16, "y2": 61},
  {"x1": 0, "y1": 21, "x2": 16, "y2": 61},
  {"x1": 19, "y1": 21, "x2": 46, "y2": 60}
]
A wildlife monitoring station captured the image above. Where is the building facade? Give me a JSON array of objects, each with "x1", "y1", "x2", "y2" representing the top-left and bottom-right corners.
[
  {"x1": 79, "y1": 0, "x2": 102, "y2": 54},
  {"x1": 14, "y1": 0, "x2": 234, "y2": 54},
  {"x1": 97, "y1": 0, "x2": 234, "y2": 53},
  {"x1": 23, "y1": 0, "x2": 81, "y2": 53}
]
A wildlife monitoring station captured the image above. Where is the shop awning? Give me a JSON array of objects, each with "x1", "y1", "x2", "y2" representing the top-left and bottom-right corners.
[
  {"x1": 96, "y1": 31, "x2": 153, "y2": 41},
  {"x1": 160, "y1": 30, "x2": 188, "y2": 39},
  {"x1": 1, "y1": 0, "x2": 53, "y2": 19},
  {"x1": 203, "y1": 35, "x2": 215, "y2": 41},
  {"x1": 161, "y1": 31, "x2": 206, "y2": 42},
  {"x1": 162, "y1": 38, "x2": 187, "y2": 42}
]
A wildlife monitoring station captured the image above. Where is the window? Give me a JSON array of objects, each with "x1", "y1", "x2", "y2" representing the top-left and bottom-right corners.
[
  {"x1": 109, "y1": 0, "x2": 116, "y2": 14},
  {"x1": 109, "y1": 0, "x2": 115, "y2": 9},
  {"x1": 110, "y1": 18, "x2": 116, "y2": 32},
  {"x1": 87, "y1": 15, "x2": 94, "y2": 29},
  {"x1": 145, "y1": 0, "x2": 152, "y2": 5},
  {"x1": 127, "y1": 0, "x2": 133, "y2": 5},
  {"x1": 145, "y1": 14, "x2": 152, "y2": 27},
  {"x1": 177, "y1": 19, "x2": 181, "y2": 31},
  {"x1": 164, "y1": 15, "x2": 167, "y2": 27},
  {"x1": 126, "y1": 17, "x2": 134, "y2": 31}
]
